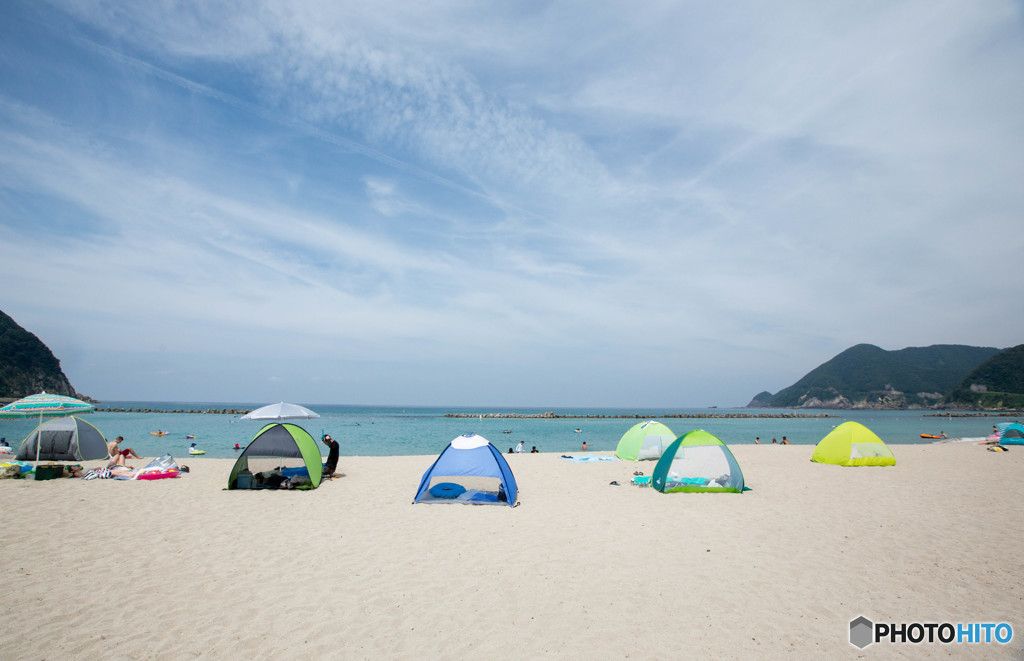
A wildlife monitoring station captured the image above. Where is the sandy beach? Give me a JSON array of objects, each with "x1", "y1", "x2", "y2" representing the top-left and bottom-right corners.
[{"x1": 1, "y1": 443, "x2": 1021, "y2": 659}]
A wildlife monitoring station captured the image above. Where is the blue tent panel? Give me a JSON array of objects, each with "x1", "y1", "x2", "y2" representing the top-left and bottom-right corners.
[{"x1": 414, "y1": 434, "x2": 518, "y2": 506}]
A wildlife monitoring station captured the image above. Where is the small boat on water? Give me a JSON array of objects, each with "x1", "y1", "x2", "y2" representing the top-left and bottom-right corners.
[{"x1": 150, "y1": 431, "x2": 169, "y2": 436}]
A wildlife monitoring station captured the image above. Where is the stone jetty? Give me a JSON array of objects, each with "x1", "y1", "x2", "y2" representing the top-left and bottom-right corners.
[{"x1": 96, "y1": 407, "x2": 252, "y2": 415}]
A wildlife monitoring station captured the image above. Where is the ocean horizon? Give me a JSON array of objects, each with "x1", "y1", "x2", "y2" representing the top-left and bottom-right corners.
[{"x1": 2, "y1": 401, "x2": 1019, "y2": 459}]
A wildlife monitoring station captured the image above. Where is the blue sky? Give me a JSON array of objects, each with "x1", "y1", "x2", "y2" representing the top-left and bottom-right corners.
[{"x1": 1, "y1": 1, "x2": 1022, "y2": 407}]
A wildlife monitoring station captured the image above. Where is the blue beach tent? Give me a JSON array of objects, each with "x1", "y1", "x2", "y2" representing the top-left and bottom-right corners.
[
  {"x1": 414, "y1": 434, "x2": 518, "y2": 506},
  {"x1": 998, "y1": 422, "x2": 1024, "y2": 445}
]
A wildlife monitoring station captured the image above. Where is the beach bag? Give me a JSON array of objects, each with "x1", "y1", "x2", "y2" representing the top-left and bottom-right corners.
[
  {"x1": 264, "y1": 473, "x2": 287, "y2": 488},
  {"x1": 285, "y1": 475, "x2": 311, "y2": 489}
]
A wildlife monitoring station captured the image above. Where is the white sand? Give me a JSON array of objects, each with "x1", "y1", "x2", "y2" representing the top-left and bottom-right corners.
[{"x1": 1, "y1": 444, "x2": 1022, "y2": 659}]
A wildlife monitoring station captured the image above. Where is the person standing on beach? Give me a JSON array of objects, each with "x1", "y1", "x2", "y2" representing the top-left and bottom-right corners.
[
  {"x1": 322, "y1": 434, "x2": 340, "y2": 477},
  {"x1": 514, "y1": 440, "x2": 524, "y2": 453}
]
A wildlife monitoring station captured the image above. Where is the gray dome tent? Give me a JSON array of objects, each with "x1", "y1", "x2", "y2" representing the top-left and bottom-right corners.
[{"x1": 16, "y1": 416, "x2": 109, "y2": 462}]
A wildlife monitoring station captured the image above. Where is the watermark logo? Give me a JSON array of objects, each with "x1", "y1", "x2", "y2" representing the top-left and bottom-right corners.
[
  {"x1": 849, "y1": 616, "x2": 873, "y2": 649},
  {"x1": 849, "y1": 616, "x2": 1014, "y2": 649}
]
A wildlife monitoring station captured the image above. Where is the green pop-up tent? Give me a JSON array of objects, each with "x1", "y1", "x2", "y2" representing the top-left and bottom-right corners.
[
  {"x1": 651, "y1": 430, "x2": 745, "y2": 493},
  {"x1": 614, "y1": 420, "x2": 676, "y2": 460},
  {"x1": 811, "y1": 421, "x2": 895, "y2": 466},
  {"x1": 227, "y1": 423, "x2": 324, "y2": 489}
]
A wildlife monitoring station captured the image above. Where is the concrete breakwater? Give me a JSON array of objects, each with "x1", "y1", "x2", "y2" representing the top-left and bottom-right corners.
[
  {"x1": 923, "y1": 411, "x2": 1023, "y2": 418},
  {"x1": 444, "y1": 412, "x2": 835, "y2": 419},
  {"x1": 97, "y1": 407, "x2": 252, "y2": 415}
]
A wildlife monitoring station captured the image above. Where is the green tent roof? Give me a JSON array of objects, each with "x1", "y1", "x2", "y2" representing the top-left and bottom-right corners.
[
  {"x1": 614, "y1": 420, "x2": 676, "y2": 460},
  {"x1": 228, "y1": 423, "x2": 323, "y2": 489}
]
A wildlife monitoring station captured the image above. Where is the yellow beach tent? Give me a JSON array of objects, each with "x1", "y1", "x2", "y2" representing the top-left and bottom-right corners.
[{"x1": 811, "y1": 421, "x2": 895, "y2": 466}]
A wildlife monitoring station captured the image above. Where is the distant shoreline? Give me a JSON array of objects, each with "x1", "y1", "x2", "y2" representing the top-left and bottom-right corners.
[
  {"x1": 32, "y1": 405, "x2": 1024, "y2": 418},
  {"x1": 444, "y1": 412, "x2": 835, "y2": 419},
  {"x1": 89, "y1": 407, "x2": 835, "y2": 418}
]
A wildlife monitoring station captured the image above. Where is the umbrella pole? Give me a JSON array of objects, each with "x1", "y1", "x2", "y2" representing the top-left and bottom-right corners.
[{"x1": 34, "y1": 411, "x2": 42, "y2": 468}]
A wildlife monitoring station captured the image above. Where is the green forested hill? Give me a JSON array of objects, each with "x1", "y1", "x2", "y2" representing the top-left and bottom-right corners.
[
  {"x1": 946, "y1": 344, "x2": 1024, "y2": 409},
  {"x1": 761, "y1": 344, "x2": 1001, "y2": 409},
  {"x1": 0, "y1": 310, "x2": 79, "y2": 399}
]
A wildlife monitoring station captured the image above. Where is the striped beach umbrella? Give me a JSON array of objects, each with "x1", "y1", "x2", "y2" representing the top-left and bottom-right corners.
[
  {"x1": 0, "y1": 392, "x2": 95, "y2": 419},
  {"x1": 0, "y1": 392, "x2": 95, "y2": 465}
]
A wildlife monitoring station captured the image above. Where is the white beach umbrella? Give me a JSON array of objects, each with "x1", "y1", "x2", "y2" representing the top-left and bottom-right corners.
[
  {"x1": 240, "y1": 402, "x2": 321, "y2": 471},
  {"x1": 241, "y1": 402, "x2": 320, "y2": 421}
]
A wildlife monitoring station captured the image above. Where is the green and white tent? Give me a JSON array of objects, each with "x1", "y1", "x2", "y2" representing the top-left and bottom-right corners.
[
  {"x1": 651, "y1": 430, "x2": 745, "y2": 493},
  {"x1": 811, "y1": 421, "x2": 895, "y2": 466},
  {"x1": 615, "y1": 420, "x2": 676, "y2": 461},
  {"x1": 227, "y1": 423, "x2": 324, "y2": 489}
]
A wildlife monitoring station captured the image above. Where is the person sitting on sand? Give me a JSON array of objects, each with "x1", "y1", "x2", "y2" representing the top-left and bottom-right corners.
[
  {"x1": 754, "y1": 437, "x2": 760, "y2": 444},
  {"x1": 531, "y1": 446, "x2": 539, "y2": 453},
  {"x1": 322, "y1": 434, "x2": 340, "y2": 477},
  {"x1": 107, "y1": 436, "x2": 141, "y2": 466},
  {"x1": 781, "y1": 436, "x2": 790, "y2": 445}
]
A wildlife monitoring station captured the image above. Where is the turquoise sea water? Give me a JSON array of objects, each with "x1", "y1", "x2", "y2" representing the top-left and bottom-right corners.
[{"x1": 2, "y1": 402, "x2": 1019, "y2": 459}]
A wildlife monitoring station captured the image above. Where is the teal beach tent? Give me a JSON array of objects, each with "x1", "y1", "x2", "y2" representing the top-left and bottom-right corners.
[
  {"x1": 998, "y1": 422, "x2": 1024, "y2": 445},
  {"x1": 414, "y1": 434, "x2": 518, "y2": 506},
  {"x1": 651, "y1": 430, "x2": 745, "y2": 493},
  {"x1": 227, "y1": 423, "x2": 323, "y2": 489}
]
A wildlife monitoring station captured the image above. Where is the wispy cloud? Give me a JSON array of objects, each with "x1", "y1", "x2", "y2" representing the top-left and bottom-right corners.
[{"x1": 1, "y1": 0, "x2": 1021, "y2": 405}]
